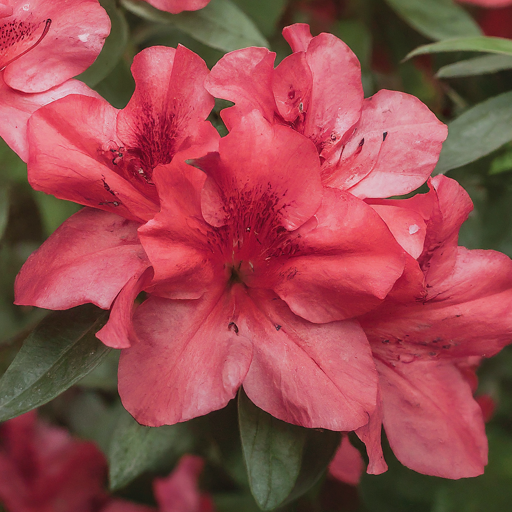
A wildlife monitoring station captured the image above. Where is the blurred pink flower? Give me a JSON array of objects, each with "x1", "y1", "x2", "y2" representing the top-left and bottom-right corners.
[
  {"x1": 328, "y1": 435, "x2": 364, "y2": 486},
  {"x1": 0, "y1": 411, "x2": 107, "y2": 512},
  {"x1": 141, "y1": 0, "x2": 211, "y2": 14},
  {"x1": 206, "y1": 23, "x2": 447, "y2": 200},
  {"x1": 0, "y1": 0, "x2": 110, "y2": 93}
]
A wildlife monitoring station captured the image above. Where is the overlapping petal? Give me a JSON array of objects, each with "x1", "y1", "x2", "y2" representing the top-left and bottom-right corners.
[
  {"x1": 242, "y1": 290, "x2": 378, "y2": 431},
  {"x1": 0, "y1": 75, "x2": 101, "y2": 162},
  {"x1": 143, "y1": 0, "x2": 211, "y2": 14},
  {"x1": 118, "y1": 289, "x2": 253, "y2": 427},
  {"x1": 27, "y1": 45, "x2": 218, "y2": 223},
  {"x1": 377, "y1": 359, "x2": 487, "y2": 478},
  {"x1": 14, "y1": 208, "x2": 148, "y2": 311}
]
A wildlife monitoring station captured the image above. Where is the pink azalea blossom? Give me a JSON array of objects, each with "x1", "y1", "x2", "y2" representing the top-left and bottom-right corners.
[
  {"x1": 354, "y1": 175, "x2": 512, "y2": 478},
  {"x1": 15, "y1": 44, "x2": 218, "y2": 349},
  {"x1": 0, "y1": 411, "x2": 108, "y2": 512},
  {"x1": 115, "y1": 110, "x2": 406, "y2": 429},
  {"x1": 205, "y1": 23, "x2": 447, "y2": 199},
  {"x1": 0, "y1": 0, "x2": 110, "y2": 93},
  {"x1": 141, "y1": 0, "x2": 211, "y2": 14},
  {"x1": 25, "y1": 44, "x2": 218, "y2": 224}
]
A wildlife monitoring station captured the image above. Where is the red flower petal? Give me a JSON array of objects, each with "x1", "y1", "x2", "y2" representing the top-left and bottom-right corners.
[
  {"x1": 118, "y1": 289, "x2": 253, "y2": 426},
  {"x1": 377, "y1": 359, "x2": 488, "y2": 478},
  {"x1": 205, "y1": 47, "x2": 277, "y2": 130},
  {"x1": 3, "y1": 0, "x2": 111, "y2": 93},
  {"x1": 0, "y1": 75, "x2": 100, "y2": 162},
  {"x1": 242, "y1": 290, "x2": 378, "y2": 431},
  {"x1": 143, "y1": 0, "x2": 211, "y2": 14},
  {"x1": 15, "y1": 208, "x2": 148, "y2": 310},
  {"x1": 329, "y1": 435, "x2": 364, "y2": 486},
  {"x1": 268, "y1": 188, "x2": 405, "y2": 323},
  {"x1": 323, "y1": 90, "x2": 448, "y2": 198}
]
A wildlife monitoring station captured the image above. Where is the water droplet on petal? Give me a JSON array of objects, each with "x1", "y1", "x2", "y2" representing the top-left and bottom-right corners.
[
  {"x1": 409, "y1": 224, "x2": 420, "y2": 235},
  {"x1": 399, "y1": 353, "x2": 415, "y2": 363}
]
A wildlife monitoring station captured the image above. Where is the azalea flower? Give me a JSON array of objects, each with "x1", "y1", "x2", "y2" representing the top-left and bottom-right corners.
[
  {"x1": 25, "y1": 44, "x2": 218, "y2": 223},
  {"x1": 0, "y1": 0, "x2": 110, "y2": 93},
  {"x1": 15, "y1": 44, "x2": 218, "y2": 348},
  {"x1": 115, "y1": 110, "x2": 406, "y2": 429},
  {"x1": 328, "y1": 435, "x2": 364, "y2": 486},
  {"x1": 354, "y1": 175, "x2": 512, "y2": 478},
  {"x1": 205, "y1": 23, "x2": 447, "y2": 199},
  {"x1": 141, "y1": 0, "x2": 211, "y2": 14}
]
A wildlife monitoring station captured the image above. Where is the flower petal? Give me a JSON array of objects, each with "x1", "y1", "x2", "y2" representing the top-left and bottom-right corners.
[
  {"x1": 118, "y1": 289, "x2": 253, "y2": 426},
  {"x1": 4, "y1": 0, "x2": 111, "y2": 93},
  {"x1": 267, "y1": 188, "x2": 405, "y2": 323},
  {"x1": 205, "y1": 47, "x2": 278, "y2": 130},
  {"x1": 0, "y1": 75, "x2": 101, "y2": 162},
  {"x1": 196, "y1": 110, "x2": 323, "y2": 231},
  {"x1": 324, "y1": 90, "x2": 447, "y2": 198},
  {"x1": 27, "y1": 94, "x2": 158, "y2": 223},
  {"x1": 117, "y1": 45, "x2": 218, "y2": 165},
  {"x1": 377, "y1": 359, "x2": 487, "y2": 478},
  {"x1": 329, "y1": 435, "x2": 365, "y2": 486},
  {"x1": 15, "y1": 208, "x2": 148, "y2": 310},
  {"x1": 242, "y1": 290, "x2": 378, "y2": 431},
  {"x1": 96, "y1": 267, "x2": 154, "y2": 349}
]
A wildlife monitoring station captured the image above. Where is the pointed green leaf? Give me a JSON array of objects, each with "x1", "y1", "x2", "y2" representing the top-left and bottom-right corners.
[
  {"x1": 406, "y1": 36, "x2": 512, "y2": 61},
  {"x1": 435, "y1": 91, "x2": 512, "y2": 174},
  {"x1": 0, "y1": 304, "x2": 110, "y2": 422},
  {"x1": 120, "y1": 0, "x2": 269, "y2": 52},
  {"x1": 385, "y1": 0, "x2": 481, "y2": 42},
  {"x1": 436, "y1": 54, "x2": 512, "y2": 78},
  {"x1": 238, "y1": 390, "x2": 341, "y2": 510},
  {"x1": 108, "y1": 407, "x2": 195, "y2": 490},
  {"x1": 77, "y1": 0, "x2": 129, "y2": 87}
]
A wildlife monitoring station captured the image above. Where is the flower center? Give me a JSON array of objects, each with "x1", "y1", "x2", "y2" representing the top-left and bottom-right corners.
[{"x1": 206, "y1": 184, "x2": 301, "y2": 286}]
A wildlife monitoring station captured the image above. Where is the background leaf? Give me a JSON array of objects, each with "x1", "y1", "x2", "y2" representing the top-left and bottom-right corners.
[
  {"x1": 435, "y1": 91, "x2": 512, "y2": 174},
  {"x1": 0, "y1": 304, "x2": 110, "y2": 422},
  {"x1": 108, "y1": 406, "x2": 195, "y2": 490},
  {"x1": 406, "y1": 36, "x2": 512, "y2": 60},
  {"x1": 121, "y1": 0, "x2": 269, "y2": 51},
  {"x1": 77, "y1": 0, "x2": 129, "y2": 87},
  {"x1": 436, "y1": 54, "x2": 512, "y2": 78},
  {"x1": 238, "y1": 390, "x2": 306, "y2": 510},
  {"x1": 384, "y1": 0, "x2": 481, "y2": 41}
]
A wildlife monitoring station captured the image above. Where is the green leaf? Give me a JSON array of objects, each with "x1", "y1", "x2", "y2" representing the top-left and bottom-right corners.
[
  {"x1": 436, "y1": 54, "x2": 512, "y2": 78},
  {"x1": 0, "y1": 304, "x2": 110, "y2": 422},
  {"x1": 231, "y1": 0, "x2": 287, "y2": 38},
  {"x1": 238, "y1": 390, "x2": 340, "y2": 510},
  {"x1": 435, "y1": 91, "x2": 512, "y2": 174},
  {"x1": 120, "y1": 0, "x2": 269, "y2": 52},
  {"x1": 384, "y1": 0, "x2": 481, "y2": 42},
  {"x1": 77, "y1": 0, "x2": 129, "y2": 87},
  {"x1": 0, "y1": 187, "x2": 9, "y2": 241},
  {"x1": 108, "y1": 407, "x2": 195, "y2": 490},
  {"x1": 490, "y1": 146, "x2": 512, "y2": 175},
  {"x1": 406, "y1": 36, "x2": 512, "y2": 60}
]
